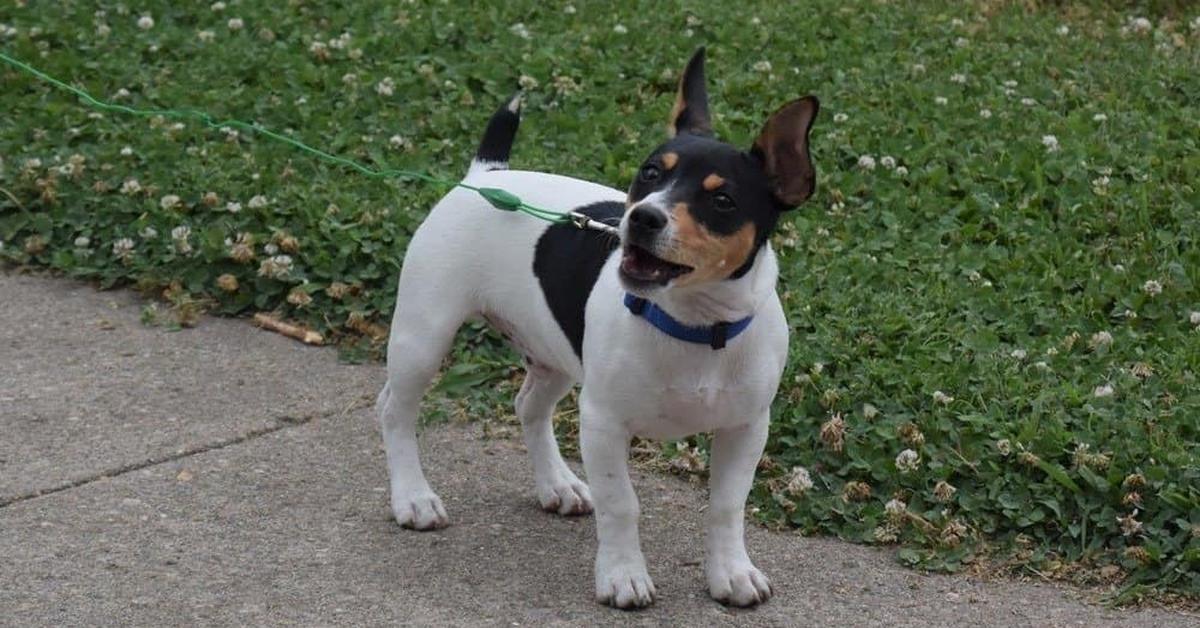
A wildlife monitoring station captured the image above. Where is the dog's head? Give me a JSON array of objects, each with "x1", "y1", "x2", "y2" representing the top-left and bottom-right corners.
[{"x1": 618, "y1": 47, "x2": 819, "y2": 296}]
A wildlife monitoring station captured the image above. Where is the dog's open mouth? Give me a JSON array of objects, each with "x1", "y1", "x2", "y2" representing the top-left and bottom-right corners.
[{"x1": 619, "y1": 245, "x2": 693, "y2": 285}]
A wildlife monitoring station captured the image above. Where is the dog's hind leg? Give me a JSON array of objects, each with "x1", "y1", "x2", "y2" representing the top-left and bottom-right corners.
[
  {"x1": 515, "y1": 363, "x2": 593, "y2": 516},
  {"x1": 377, "y1": 287, "x2": 467, "y2": 530}
]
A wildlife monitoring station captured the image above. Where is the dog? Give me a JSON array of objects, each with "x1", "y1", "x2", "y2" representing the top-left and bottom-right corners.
[{"x1": 376, "y1": 47, "x2": 818, "y2": 609}]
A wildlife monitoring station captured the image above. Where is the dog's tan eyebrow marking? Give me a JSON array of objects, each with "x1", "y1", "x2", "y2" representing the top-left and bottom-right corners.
[
  {"x1": 661, "y1": 152, "x2": 679, "y2": 170},
  {"x1": 702, "y1": 173, "x2": 725, "y2": 191}
]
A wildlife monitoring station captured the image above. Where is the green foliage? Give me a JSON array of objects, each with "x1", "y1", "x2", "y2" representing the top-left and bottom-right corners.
[{"x1": 2, "y1": 0, "x2": 1198, "y2": 599}]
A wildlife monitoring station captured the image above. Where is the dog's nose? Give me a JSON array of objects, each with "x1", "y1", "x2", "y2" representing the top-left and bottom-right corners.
[{"x1": 628, "y1": 206, "x2": 668, "y2": 233}]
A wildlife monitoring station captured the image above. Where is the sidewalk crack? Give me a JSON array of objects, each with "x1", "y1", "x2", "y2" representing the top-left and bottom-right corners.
[{"x1": 0, "y1": 402, "x2": 360, "y2": 508}]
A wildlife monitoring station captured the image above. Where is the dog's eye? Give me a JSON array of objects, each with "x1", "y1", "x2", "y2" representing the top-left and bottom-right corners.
[
  {"x1": 713, "y1": 192, "x2": 736, "y2": 212},
  {"x1": 638, "y1": 164, "x2": 661, "y2": 182}
]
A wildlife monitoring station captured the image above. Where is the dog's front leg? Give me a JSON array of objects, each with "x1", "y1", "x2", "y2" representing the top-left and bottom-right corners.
[
  {"x1": 580, "y1": 408, "x2": 655, "y2": 609},
  {"x1": 706, "y1": 417, "x2": 772, "y2": 606}
]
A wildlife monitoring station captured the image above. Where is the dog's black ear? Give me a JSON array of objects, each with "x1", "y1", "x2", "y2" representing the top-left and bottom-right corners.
[
  {"x1": 752, "y1": 96, "x2": 819, "y2": 207},
  {"x1": 668, "y1": 47, "x2": 712, "y2": 137}
]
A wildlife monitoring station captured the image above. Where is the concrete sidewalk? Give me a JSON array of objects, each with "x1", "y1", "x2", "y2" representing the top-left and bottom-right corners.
[{"x1": 0, "y1": 271, "x2": 1193, "y2": 627}]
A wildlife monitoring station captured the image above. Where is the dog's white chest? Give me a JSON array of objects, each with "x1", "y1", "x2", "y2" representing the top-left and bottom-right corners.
[{"x1": 626, "y1": 382, "x2": 771, "y2": 439}]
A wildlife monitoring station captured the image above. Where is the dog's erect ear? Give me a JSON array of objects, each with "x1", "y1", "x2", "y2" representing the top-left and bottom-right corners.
[
  {"x1": 752, "y1": 96, "x2": 819, "y2": 207},
  {"x1": 668, "y1": 47, "x2": 712, "y2": 137}
]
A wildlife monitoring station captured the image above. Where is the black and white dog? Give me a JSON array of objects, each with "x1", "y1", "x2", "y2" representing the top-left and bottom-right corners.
[{"x1": 377, "y1": 48, "x2": 818, "y2": 608}]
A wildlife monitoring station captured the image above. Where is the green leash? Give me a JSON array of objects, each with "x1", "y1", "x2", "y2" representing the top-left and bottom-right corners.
[{"x1": 0, "y1": 51, "x2": 619, "y2": 235}]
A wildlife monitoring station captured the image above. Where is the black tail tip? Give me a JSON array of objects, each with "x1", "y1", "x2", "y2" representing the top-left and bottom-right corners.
[{"x1": 473, "y1": 92, "x2": 523, "y2": 167}]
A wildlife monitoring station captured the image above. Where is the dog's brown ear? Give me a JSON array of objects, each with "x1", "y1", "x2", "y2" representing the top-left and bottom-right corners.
[
  {"x1": 668, "y1": 47, "x2": 712, "y2": 137},
  {"x1": 752, "y1": 96, "x2": 819, "y2": 207}
]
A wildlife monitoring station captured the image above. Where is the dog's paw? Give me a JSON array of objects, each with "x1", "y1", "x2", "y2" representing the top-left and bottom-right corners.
[
  {"x1": 536, "y1": 471, "x2": 594, "y2": 516},
  {"x1": 595, "y1": 560, "x2": 656, "y2": 609},
  {"x1": 708, "y1": 560, "x2": 772, "y2": 607},
  {"x1": 391, "y1": 490, "x2": 449, "y2": 530}
]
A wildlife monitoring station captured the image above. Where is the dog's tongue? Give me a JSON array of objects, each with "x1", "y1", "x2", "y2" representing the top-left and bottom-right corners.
[{"x1": 621, "y1": 246, "x2": 691, "y2": 283}]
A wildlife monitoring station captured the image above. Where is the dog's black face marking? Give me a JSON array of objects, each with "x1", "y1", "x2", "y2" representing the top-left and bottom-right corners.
[
  {"x1": 533, "y1": 202, "x2": 623, "y2": 358},
  {"x1": 621, "y1": 48, "x2": 820, "y2": 286},
  {"x1": 628, "y1": 133, "x2": 788, "y2": 278}
]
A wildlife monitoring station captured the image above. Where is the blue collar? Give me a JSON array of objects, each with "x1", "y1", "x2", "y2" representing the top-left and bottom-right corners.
[{"x1": 623, "y1": 293, "x2": 754, "y2": 350}]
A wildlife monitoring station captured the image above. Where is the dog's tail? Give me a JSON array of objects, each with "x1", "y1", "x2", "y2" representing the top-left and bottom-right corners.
[{"x1": 467, "y1": 93, "x2": 522, "y2": 178}]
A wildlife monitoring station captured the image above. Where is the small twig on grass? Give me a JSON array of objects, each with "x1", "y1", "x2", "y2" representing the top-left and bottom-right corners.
[
  {"x1": 253, "y1": 312, "x2": 324, "y2": 345},
  {"x1": 0, "y1": 186, "x2": 26, "y2": 211}
]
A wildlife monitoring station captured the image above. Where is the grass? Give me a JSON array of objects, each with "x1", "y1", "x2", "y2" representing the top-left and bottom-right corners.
[{"x1": 2, "y1": 0, "x2": 1199, "y2": 603}]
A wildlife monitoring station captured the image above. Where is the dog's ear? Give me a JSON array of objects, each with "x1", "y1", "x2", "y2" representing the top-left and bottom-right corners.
[
  {"x1": 752, "y1": 96, "x2": 819, "y2": 207},
  {"x1": 668, "y1": 47, "x2": 712, "y2": 137}
]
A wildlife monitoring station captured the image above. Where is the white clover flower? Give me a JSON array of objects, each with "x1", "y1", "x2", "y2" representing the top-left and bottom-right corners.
[
  {"x1": 112, "y1": 237, "x2": 135, "y2": 260},
  {"x1": 895, "y1": 449, "x2": 920, "y2": 473},
  {"x1": 934, "y1": 96, "x2": 948, "y2": 106},
  {"x1": 885, "y1": 498, "x2": 907, "y2": 517},
  {"x1": 785, "y1": 466, "x2": 814, "y2": 496},
  {"x1": 1090, "y1": 330, "x2": 1113, "y2": 348},
  {"x1": 1041, "y1": 135, "x2": 1059, "y2": 152},
  {"x1": 996, "y1": 439, "x2": 1012, "y2": 456},
  {"x1": 879, "y1": 155, "x2": 898, "y2": 170},
  {"x1": 1003, "y1": 80, "x2": 1018, "y2": 88},
  {"x1": 509, "y1": 22, "x2": 530, "y2": 39},
  {"x1": 862, "y1": 403, "x2": 880, "y2": 420},
  {"x1": 160, "y1": 194, "x2": 182, "y2": 210},
  {"x1": 264, "y1": 242, "x2": 279, "y2": 255},
  {"x1": 1011, "y1": 348, "x2": 1027, "y2": 360},
  {"x1": 227, "y1": 17, "x2": 244, "y2": 31},
  {"x1": 118, "y1": 146, "x2": 134, "y2": 157},
  {"x1": 171, "y1": 225, "x2": 191, "y2": 240},
  {"x1": 1056, "y1": 25, "x2": 1070, "y2": 36},
  {"x1": 1093, "y1": 112, "x2": 1108, "y2": 122},
  {"x1": 950, "y1": 73, "x2": 967, "y2": 84},
  {"x1": 857, "y1": 155, "x2": 877, "y2": 171},
  {"x1": 833, "y1": 112, "x2": 848, "y2": 123},
  {"x1": 1128, "y1": 17, "x2": 1152, "y2": 35},
  {"x1": 1118, "y1": 512, "x2": 1143, "y2": 537},
  {"x1": 139, "y1": 226, "x2": 158, "y2": 239},
  {"x1": 258, "y1": 254, "x2": 294, "y2": 279},
  {"x1": 247, "y1": 195, "x2": 269, "y2": 209},
  {"x1": 951, "y1": 17, "x2": 965, "y2": 27},
  {"x1": 518, "y1": 74, "x2": 538, "y2": 90},
  {"x1": 1034, "y1": 361, "x2": 1050, "y2": 372},
  {"x1": 74, "y1": 236, "x2": 90, "y2": 248},
  {"x1": 376, "y1": 77, "x2": 395, "y2": 97},
  {"x1": 564, "y1": 4, "x2": 576, "y2": 14},
  {"x1": 954, "y1": 37, "x2": 968, "y2": 47},
  {"x1": 753, "y1": 60, "x2": 773, "y2": 73},
  {"x1": 911, "y1": 63, "x2": 926, "y2": 74},
  {"x1": 1022, "y1": 97, "x2": 1038, "y2": 107},
  {"x1": 979, "y1": 108, "x2": 992, "y2": 119},
  {"x1": 613, "y1": 24, "x2": 628, "y2": 34},
  {"x1": 1094, "y1": 384, "x2": 1115, "y2": 398},
  {"x1": 211, "y1": 2, "x2": 226, "y2": 11},
  {"x1": 309, "y1": 41, "x2": 328, "y2": 58},
  {"x1": 1189, "y1": 311, "x2": 1200, "y2": 326},
  {"x1": 1143, "y1": 279, "x2": 1163, "y2": 296},
  {"x1": 932, "y1": 390, "x2": 954, "y2": 405},
  {"x1": 96, "y1": 23, "x2": 112, "y2": 37},
  {"x1": 137, "y1": 15, "x2": 154, "y2": 30},
  {"x1": 120, "y1": 179, "x2": 142, "y2": 195}
]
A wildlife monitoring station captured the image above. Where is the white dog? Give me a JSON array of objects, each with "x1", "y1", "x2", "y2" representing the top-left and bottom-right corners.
[{"x1": 377, "y1": 48, "x2": 818, "y2": 608}]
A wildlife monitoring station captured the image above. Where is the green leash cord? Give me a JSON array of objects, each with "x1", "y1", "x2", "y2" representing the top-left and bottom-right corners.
[{"x1": 0, "y1": 51, "x2": 619, "y2": 235}]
